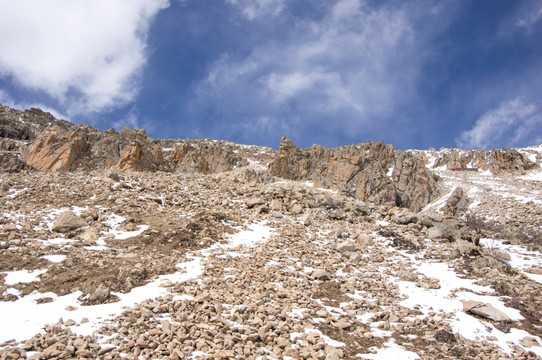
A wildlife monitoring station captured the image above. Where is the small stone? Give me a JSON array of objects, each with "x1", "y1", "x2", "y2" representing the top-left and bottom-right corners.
[
  {"x1": 434, "y1": 329, "x2": 456, "y2": 343},
  {"x1": 246, "y1": 197, "x2": 265, "y2": 209},
  {"x1": 301, "y1": 213, "x2": 312, "y2": 226},
  {"x1": 335, "y1": 242, "x2": 356, "y2": 253},
  {"x1": 328, "y1": 209, "x2": 346, "y2": 220},
  {"x1": 335, "y1": 319, "x2": 351, "y2": 330},
  {"x1": 311, "y1": 269, "x2": 330, "y2": 280}
]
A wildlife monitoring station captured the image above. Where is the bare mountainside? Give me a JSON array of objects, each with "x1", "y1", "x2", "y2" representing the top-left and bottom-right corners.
[{"x1": 1, "y1": 104, "x2": 542, "y2": 359}]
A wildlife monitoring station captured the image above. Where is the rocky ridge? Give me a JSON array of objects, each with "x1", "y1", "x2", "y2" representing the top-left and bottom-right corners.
[
  {"x1": 1, "y1": 104, "x2": 542, "y2": 359},
  {"x1": 269, "y1": 136, "x2": 439, "y2": 212}
]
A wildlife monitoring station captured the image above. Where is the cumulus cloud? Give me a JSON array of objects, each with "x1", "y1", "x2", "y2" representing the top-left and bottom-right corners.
[
  {"x1": 0, "y1": 0, "x2": 169, "y2": 116},
  {"x1": 195, "y1": 0, "x2": 449, "y2": 145},
  {"x1": 456, "y1": 98, "x2": 542, "y2": 150}
]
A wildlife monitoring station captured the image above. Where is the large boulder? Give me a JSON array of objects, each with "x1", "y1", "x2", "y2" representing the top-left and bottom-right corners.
[
  {"x1": 52, "y1": 211, "x2": 88, "y2": 233},
  {"x1": 462, "y1": 300, "x2": 512, "y2": 322}
]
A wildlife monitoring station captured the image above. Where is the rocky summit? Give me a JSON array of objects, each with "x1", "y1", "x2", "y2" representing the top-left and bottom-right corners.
[{"x1": 1, "y1": 104, "x2": 542, "y2": 360}]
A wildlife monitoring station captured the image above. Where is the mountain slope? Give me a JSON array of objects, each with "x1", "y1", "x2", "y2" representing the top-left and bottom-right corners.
[{"x1": 0, "y1": 104, "x2": 542, "y2": 359}]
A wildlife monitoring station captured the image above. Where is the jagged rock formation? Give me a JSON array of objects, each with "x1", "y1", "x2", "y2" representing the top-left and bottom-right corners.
[
  {"x1": 115, "y1": 142, "x2": 165, "y2": 172},
  {"x1": 169, "y1": 141, "x2": 247, "y2": 174},
  {"x1": 442, "y1": 187, "x2": 470, "y2": 217},
  {"x1": 1, "y1": 104, "x2": 250, "y2": 174},
  {"x1": 21, "y1": 125, "x2": 90, "y2": 172},
  {"x1": 423, "y1": 147, "x2": 537, "y2": 175},
  {"x1": 0, "y1": 105, "x2": 74, "y2": 142},
  {"x1": 269, "y1": 136, "x2": 439, "y2": 212}
]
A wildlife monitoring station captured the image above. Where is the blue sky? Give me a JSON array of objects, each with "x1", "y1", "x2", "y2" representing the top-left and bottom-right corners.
[{"x1": 0, "y1": 0, "x2": 541, "y2": 150}]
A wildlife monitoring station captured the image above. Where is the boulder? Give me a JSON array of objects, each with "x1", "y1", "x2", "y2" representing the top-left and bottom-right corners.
[
  {"x1": 311, "y1": 269, "x2": 330, "y2": 280},
  {"x1": 442, "y1": 187, "x2": 470, "y2": 217},
  {"x1": 462, "y1": 300, "x2": 511, "y2": 322},
  {"x1": 52, "y1": 211, "x2": 88, "y2": 233},
  {"x1": 88, "y1": 284, "x2": 110, "y2": 304},
  {"x1": 328, "y1": 209, "x2": 346, "y2": 220},
  {"x1": 392, "y1": 208, "x2": 417, "y2": 224},
  {"x1": 434, "y1": 329, "x2": 456, "y2": 343},
  {"x1": 80, "y1": 226, "x2": 100, "y2": 244},
  {"x1": 427, "y1": 225, "x2": 453, "y2": 240},
  {"x1": 336, "y1": 242, "x2": 357, "y2": 253},
  {"x1": 300, "y1": 213, "x2": 312, "y2": 226},
  {"x1": 246, "y1": 197, "x2": 265, "y2": 209},
  {"x1": 289, "y1": 203, "x2": 303, "y2": 215},
  {"x1": 455, "y1": 239, "x2": 479, "y2": 256}
]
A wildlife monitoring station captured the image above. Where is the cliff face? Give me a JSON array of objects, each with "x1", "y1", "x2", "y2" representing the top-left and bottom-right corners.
[
  {"x1": 268, "y1": 136, "x2": 439, "y2": 212},
  {"x1": 21, "y1": 125, "x2": 90, "y2": 172}
]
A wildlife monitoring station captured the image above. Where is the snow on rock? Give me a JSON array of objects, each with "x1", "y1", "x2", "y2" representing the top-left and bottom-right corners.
[{"x1": 0, "y1": 221, "x2": 273, "y2": 345}]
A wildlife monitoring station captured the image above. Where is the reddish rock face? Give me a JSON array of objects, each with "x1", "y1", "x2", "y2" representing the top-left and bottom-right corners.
[
  {"x1": 269, "y1": 136, "x2": 439, "y2": 212},
  {"x1": 115, "y1": 142, "x2": 164, "y2": 172},
  {"x1": 21, "y1": 126, "x2": 89, "y2": 172}
]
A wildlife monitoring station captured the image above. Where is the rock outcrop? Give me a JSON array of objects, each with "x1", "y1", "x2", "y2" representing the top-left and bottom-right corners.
[
  {"x1": 0, "y1": 105, "x2": 74, "y2": 141},
  {"x1": 425, "y1": 147, "x2": 537, "y2": 175},
  {"x1": 21, "y1": 125, "x2": 90, "y2": 172},
  {"x1": 269, "y1": 136, "x2": 439, "y2": 212},
  {"x1": 169, "y1": 141, "x2": 247, "y2": 174},
  {"x1": 115, "y1": 142, "x2": 165, "y2": 172},
  {"x1": 442, "y1": 187, "x2": 470, "y2": 217}
]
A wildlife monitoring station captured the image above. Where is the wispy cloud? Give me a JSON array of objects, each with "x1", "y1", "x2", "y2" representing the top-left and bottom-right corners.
[
  {"x1": 456, "y1": 98, "x2": 542, "y2": 150},
  {"x1": 516, "y1": 1, "x2": 542, "y2": 30},
  {"x1": 226, "y1": 0, "x2": 285, "y2": 20},
  {"x1": 0, "y1": 0, "x2": 169, "y2": 116},
  {"x1": 194, "y1": 0, "x2": 453, "y2": 145}
]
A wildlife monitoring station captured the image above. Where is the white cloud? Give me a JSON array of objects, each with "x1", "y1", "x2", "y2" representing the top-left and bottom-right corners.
[
  {"x1": 196, "y1": 0, "x2": 440, "y2": 142},
  {"x1": 226, "y1": 0, "x2": 285, "y2": 20},
  {"x1": 456, "y1": 98, "x2": 542, "y2": 150},
  {"x1": 0, "y1": 0, "x2": 169, "y2": 116}
]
